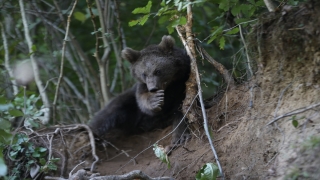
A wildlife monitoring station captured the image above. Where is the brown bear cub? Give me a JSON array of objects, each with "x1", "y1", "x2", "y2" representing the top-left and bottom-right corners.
[{"x1": 89, "y1": 35, "x2": 190, "y2": 145}]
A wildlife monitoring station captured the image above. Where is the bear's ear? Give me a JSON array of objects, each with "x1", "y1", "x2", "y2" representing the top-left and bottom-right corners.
[
  {"x1": 121, "y1": 48, "x2": 141, "y2": 63},
  {"x1": 159, "y1": 35, "x2": 175, "y2": 52}
]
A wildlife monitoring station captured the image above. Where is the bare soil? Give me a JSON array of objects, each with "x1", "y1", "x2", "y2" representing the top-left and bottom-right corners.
[{"x1": 27, "y1": 2, "x2": 320, "y2": 180}]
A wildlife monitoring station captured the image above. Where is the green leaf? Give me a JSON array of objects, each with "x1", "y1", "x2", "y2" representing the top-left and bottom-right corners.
[
  {"x1": 231, "y1": 5, "x2": 241, "y2": 16},
  {"x1": 0, "y1": 96, "x2": 6, "y2": 104},
  {"x1": 129, "y1": 14, "x2": 150, "y2": 27},
  {"x1": 196, "y1": 163, "x2": 219, "y2": 180},
  {"x1": 139, "y1": 14, "x2": 150, "y2": 25},
  {"x1": 170, "y1": 16, "x2": 187, "y2": 27},
  {"x1": 32, "y1": 152, "x2": 40, "y2": 158},
  {"x1": 47, "y1": 162, "x2": 58, "y2": 171},
  {"x1": 129, "y1": 19, "x2": 139, "y2": 27},
  {"x1": 219, "y1": 36, "x2": 225, "y2": 50},
  {"x1": 292, "y1": 120, "x2": 298, "y2": 128},
  {"x1": 218, "y1": 1, "x2": 230, "y2": 11},
  {"x1": 158, "y1": 15, "x2": 171, "y2": 24},
  {"x1": 49, "y1": 158, "x2": 60, "y2": 163},
  {"x1": 132, "y1": 1, "x2": 152, "y2": 14},
  {"x1": 226, "y1": 27, "x2": 239, "y2": 35},
  {"x1": 74, "y1": 12, "x2": 86, "y2": 23},
  {"x1": 9, "y1": 151, "x2": 18, "y2": 159},
  {"x1": 161, "y1": 0, "x2": 165, "y2": 6},
  {"x1": 39, "y1": 158, "x2": 46, "y2": 166},
  {"x1": 153, "y1": 144, "x2": 171, "y2": 168},
  {"x1": 0, "y1": 119, "x2": 11, "y2": 130},
  {"x1": 0, "y1": 129, "x2": 12, "y2": 143},
  {"x1": 166, "y1": 25, "x2": 174, "y2": 34},
  {"x1": 38, "y1": 147, "x2": 47, "y2": 152},
  {"x1": 207, "y1": 26, "x2": 223, "y2": 44},
  {"x1": 8, "y1": 109, "x2": 24, "y2": 117},
  {"x1": 31, "y1": 45, "x2": 37, "y2": 52}
]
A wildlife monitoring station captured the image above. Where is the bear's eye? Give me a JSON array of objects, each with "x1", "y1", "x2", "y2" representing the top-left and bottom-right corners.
[
  {"x1": 154, "y1": 70, "x2": 161, "y2": 75},
  {"x1": 142, "y1": 73, "x2": 147, "y2": 78}
]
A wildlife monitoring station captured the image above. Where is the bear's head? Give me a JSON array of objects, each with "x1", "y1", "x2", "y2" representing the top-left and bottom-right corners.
[{"x1": 121, "y1": 35, "x2": 190, "y2": 92}]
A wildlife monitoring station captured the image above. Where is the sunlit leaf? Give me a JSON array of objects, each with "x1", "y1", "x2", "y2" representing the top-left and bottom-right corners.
[
  {"x1": 139, "y1": 14, "x2": 150, "y2": 25},
  {"x1": 132, "y1": 1, "x2": 152, "y2": 14},
  {"x1": 129, "y1": 19, "x2": 139, "y2": 27},
  {"x1": 226, "y1": 27, "x2": 239, "y2": 35},
  {"x1": 74, "y1": 12, "x2": 86, "y2": 23},
  {"x1": 219, "y1": 36, "x2": 225, "y2": 50}
]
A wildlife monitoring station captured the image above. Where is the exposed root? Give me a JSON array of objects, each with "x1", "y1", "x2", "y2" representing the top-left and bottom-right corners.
[{"x1": 45, "y1": 169, "x2": 174, "y2": 180}]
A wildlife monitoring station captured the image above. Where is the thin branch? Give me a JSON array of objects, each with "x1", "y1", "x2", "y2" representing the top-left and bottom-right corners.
[
  {"x1": 19, "y1": 0, "x2": 50, "y2": 124},
  {"x1": 53, "y1": 0, "x2": 78, "y2": 124},
  {"x1": 87, "y1": 0, "x2": 111, "y2": 103},
  {"x1": 176, "y1": 27, "x2": 224, "y2": 179},
  {"x1": 266, "y1": 102, "x2": 320, "y2": 126},
  {"x1": 0, "y1": 22, "x2": 18, "y2": 95},
  {"x1": 239, "y1": 23, "x2": 253, "y2": 78},
  {"x1": 113, "y1": 0, "x2": 127, "y2": 49}
]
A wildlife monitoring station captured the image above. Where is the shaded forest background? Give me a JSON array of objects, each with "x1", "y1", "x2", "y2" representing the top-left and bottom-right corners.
[{"x1": 0, "y1": 0, "x2": 314, "y2": 179}]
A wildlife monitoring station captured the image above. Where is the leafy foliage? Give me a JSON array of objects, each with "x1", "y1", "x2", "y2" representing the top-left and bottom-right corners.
[
  {"x1": 4, "y1": 133, "x2": 59, "y2": 179},
  {"x1": 0, "y1": 92, "x2": 59, "y2": 178}
]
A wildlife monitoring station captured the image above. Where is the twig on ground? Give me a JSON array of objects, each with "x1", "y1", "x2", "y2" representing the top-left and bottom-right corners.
[
  {"x1": 266, "y1": 102, "x2": 320, "y2": 125},
  {"x1": 90, "y1": 170, "x2": 174, "y2": 180},
  {"x1": 106, "y1": 150, "x2": 132, "y2": 162},
  {"x1": 69, "y1": 161, "x2": 85, "y2": 178},
  {"x1": 274, "y1": 82, "x2": 293, "y2": 117},
  {"x1": 217, "y1": 120, "x2": 240, "y2": 132}
]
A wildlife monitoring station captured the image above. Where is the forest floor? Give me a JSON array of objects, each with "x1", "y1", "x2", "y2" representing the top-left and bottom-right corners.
[{"x1": 27, "y1": 2, "x2": 320, "y2": 180}]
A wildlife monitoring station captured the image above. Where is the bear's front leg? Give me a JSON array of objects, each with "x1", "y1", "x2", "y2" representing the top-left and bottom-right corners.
[{"x1": 136, "y1": 83, "x2": 164, "y2": 115}]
